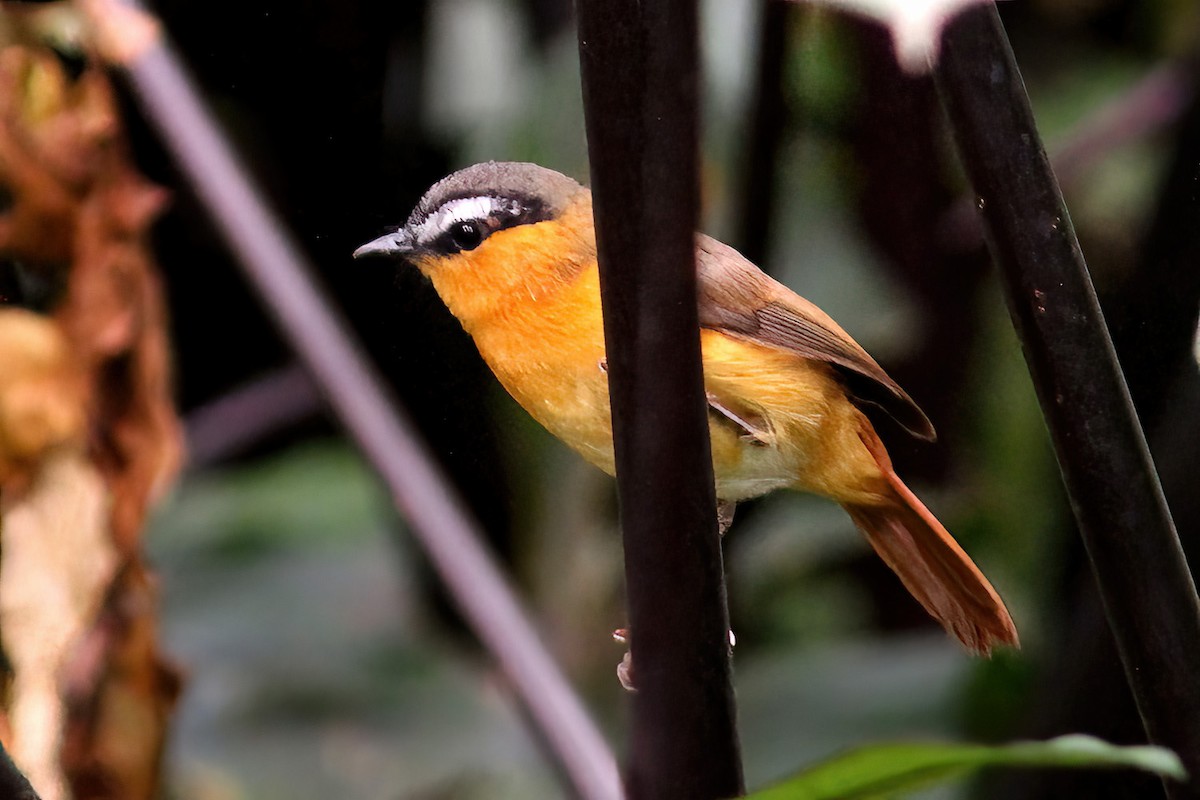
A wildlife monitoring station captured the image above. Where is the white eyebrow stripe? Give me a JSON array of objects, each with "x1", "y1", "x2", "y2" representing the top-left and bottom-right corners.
[{"x1": 415, "y1": 196, "x2": 509, "y2": 245}]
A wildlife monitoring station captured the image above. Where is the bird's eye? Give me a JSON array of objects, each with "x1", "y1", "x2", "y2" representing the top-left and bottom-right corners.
[{"x1": 448, "y1": 221, "x2": 485, "y2": 252}]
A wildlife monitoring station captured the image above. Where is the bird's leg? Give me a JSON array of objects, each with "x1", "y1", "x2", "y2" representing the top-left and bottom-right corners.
[
  {"x1": 611, "y1": 501, "x2": 736, "y2": 692},
  {"x1": 613, "y1": 625, "x2": 735, "y2": 692},
  {"x1": 718, "y1": 502, "x2": 738, "y2": 661}
]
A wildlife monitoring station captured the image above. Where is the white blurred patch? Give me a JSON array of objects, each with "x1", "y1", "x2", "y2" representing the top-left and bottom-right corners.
[
  {"x1": 424, "y1": 0, "x2": 531, "y2": 134},
  {"x1": 703, "y1": 0, "x2": 756, "y2": 116},
  {"x1": 798, "y1": 0, "x2": 1004, "y2": 73}
]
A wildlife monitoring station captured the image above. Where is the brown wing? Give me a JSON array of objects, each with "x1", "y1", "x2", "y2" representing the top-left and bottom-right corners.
[{"x1": 695, "y1": 234, "x2": 936, "y2": 441}]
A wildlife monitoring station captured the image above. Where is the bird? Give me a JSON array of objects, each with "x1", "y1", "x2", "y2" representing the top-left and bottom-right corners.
[{"x1": 355, "y1": 161, "x2": 1018, "y2": 655}]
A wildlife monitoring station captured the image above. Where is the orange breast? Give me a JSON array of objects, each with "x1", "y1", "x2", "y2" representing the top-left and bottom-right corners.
[{"x1": 470, "y1": 264, "x2": 618, "y2": 474}]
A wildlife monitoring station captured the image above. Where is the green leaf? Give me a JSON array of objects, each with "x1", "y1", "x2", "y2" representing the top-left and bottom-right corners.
[{"x1": 748, "y1": 734, "x2": 1186, "y2": 799}]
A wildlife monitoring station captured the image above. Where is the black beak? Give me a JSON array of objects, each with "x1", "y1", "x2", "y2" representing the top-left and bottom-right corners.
[{"x1": 353, "y1": 229, "x2": 415, "y2": 260}]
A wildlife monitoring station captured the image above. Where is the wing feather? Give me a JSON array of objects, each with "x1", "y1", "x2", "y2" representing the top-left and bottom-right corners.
[{"x1": 695, "y1": 234, "x2": 936, "y2": 441}]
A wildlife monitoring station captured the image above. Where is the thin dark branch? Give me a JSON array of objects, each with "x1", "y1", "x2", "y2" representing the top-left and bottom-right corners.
[
  {"x1": 848, "y1": 17, "x2": 985, "y2": 486},
  {"x1": 935, "y1": 7, "x2": 1200, "y2": 800},
  {"x1": 577, "y1": 0, "x2": 743, "y2": 797},
  {"x1": 735, "y1": 0, "x2": 794, "y2": 267},
  {"x1": 86, "y1": 3, "x2": 621, "y2": 798}
]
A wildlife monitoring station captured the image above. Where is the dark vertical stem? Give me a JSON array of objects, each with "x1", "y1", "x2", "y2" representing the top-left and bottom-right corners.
[
  {"x1": 736, "y1": 0, "x2": 793, "y2": 267},
  {"x1": 849, "y1": 18, "x2": 987, "y2": 483},
  {"x1": 577, "y1": 0, "x2": 744, "y2": 797},
  {"x1": 90, "y1": 4, "x2": 621, "y2": 798},
  {"x1": 985, "y1": 63, "x2": 1200, "y2": 800},
  {"x1": 935, "y1": 7, "x2": 1200, "y2": 799}
]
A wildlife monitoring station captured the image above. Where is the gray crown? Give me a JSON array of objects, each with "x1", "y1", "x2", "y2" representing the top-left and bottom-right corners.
[{"x1": 407, "y1": 161, "x2": 585, "y2": 229}]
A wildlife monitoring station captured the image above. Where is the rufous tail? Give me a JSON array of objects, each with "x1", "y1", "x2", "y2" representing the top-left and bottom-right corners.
[{"x1": 843, "y1": 427, "x2": 1019, "y2": 655}]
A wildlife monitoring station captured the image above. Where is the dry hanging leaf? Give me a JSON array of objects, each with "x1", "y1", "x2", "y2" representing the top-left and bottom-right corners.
[
  {"x1": 0, "y1": 451, "x2": 115, "y2": 800},
  {"x1": 0, "y1": 309, "x2": 86, "y2": 488},
  {"x1": 0, "y1": 31, "x2": 183, "y2": 800}
]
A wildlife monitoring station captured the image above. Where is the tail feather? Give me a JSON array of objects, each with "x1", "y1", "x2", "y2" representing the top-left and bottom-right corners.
[{"x1": 845, "y1": 429, "x2": 1019, "y2": 655}]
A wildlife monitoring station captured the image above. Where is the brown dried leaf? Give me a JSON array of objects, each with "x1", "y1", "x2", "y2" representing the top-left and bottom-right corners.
[
  {"x1": 0, "y1": 3, "x2": 90, "y2": 57},
  {"x1": 59, "y1": 148, "x2": 177, "y2": 551},
  {"x1": 61, "y1": 560, "x2": 181, "y2": 800},
  {"x1": 0, "y1": 44, "x2": 183, "y2": 549},
  {"x1": 0, "y1": 308, "x2": 86, "y2": 488},
  {"x1": 0, "y1": 40, "x2": 183, "y2": 800},
  {"x1": 0, "y1": 450, "x2": 116, "y2": 800},
  {"x1": 0, "y1": 51, "x2": 79, "y2": 264}
]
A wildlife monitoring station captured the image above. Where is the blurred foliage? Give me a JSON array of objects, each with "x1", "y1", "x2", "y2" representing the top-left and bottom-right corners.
[
  {"x1": 150, "y1": 444, "x2": 978, "y2": 798},
  {"x1": 149, "y1": 443, "x2": 561, "y2": 799}
]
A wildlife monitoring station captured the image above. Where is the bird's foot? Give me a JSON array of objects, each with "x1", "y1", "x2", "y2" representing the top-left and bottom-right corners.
[
  {"x1": 613, "y1": 626, "x2": 736, "y2": 693},
  {"x1": 613, "y1": 628, "x2": 636, "y2": 692}
]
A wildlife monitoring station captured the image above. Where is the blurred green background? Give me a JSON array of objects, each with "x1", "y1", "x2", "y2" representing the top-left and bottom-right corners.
[{"x1": 129, "y1": 0, "x2": 1200, "y2": 797}]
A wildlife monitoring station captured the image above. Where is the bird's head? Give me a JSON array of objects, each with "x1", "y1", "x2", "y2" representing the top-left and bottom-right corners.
[{"x1": 355, "y1": 162, "x2": 594, "y2": 325}]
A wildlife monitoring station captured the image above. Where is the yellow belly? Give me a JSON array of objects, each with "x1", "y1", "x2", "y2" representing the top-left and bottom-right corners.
[
  {"x1": 699, "y1": 332, "x2": 887, "y2": 505},
  {"x1": 466, "y1": 268, "x2": 887, "y2": 506}
]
